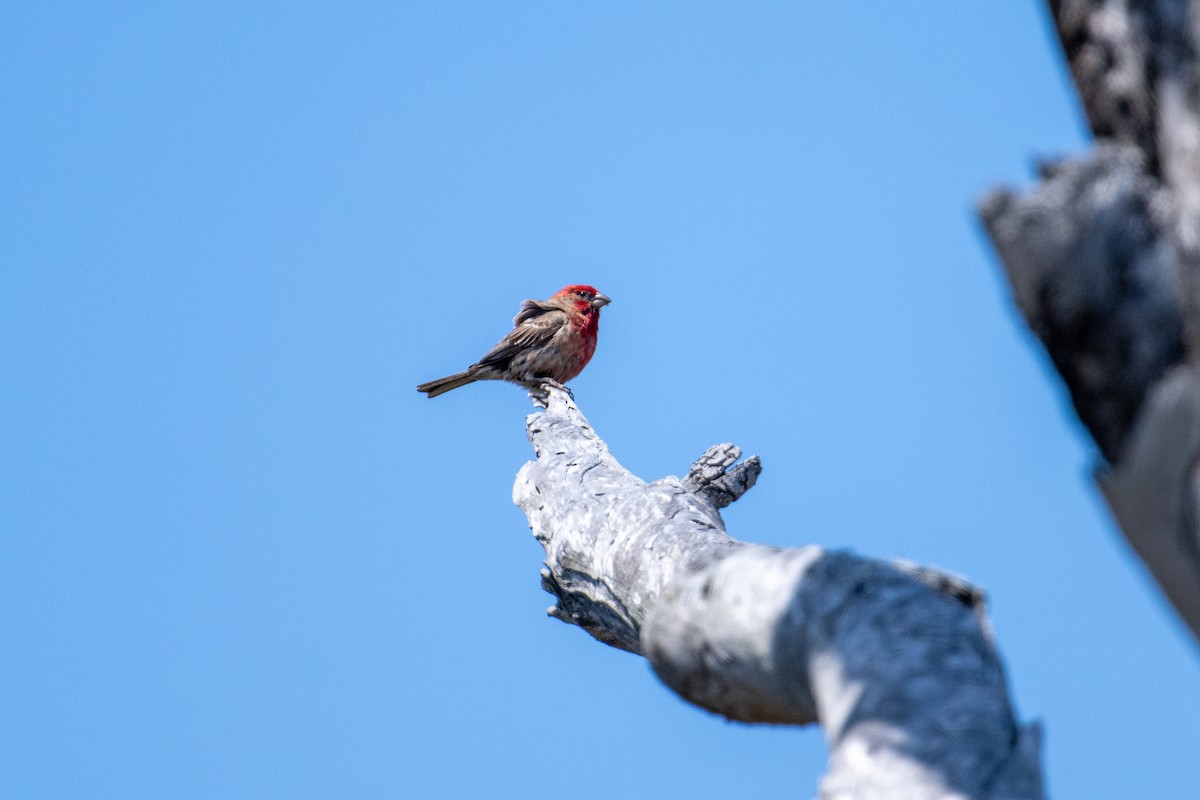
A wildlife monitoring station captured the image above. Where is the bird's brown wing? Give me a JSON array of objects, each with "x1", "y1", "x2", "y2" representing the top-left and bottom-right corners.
[
  {"x1": 473, "y1": 307, "x2": 568, "y2": 370},
  {"x1": 512, "y1": 298, "x2": 559, "y2": 326}
]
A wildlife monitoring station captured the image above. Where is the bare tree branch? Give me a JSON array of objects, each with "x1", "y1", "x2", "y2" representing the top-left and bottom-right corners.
[
  {"x1": 514, "y1": 389, "x2": 1043, "y2": 799},
  {"x1": 980, "y1": 0, "x2": 1200, "y2": 643}
]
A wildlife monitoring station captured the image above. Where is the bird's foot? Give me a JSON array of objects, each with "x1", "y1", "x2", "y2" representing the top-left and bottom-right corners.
[
  {"x1": 527, "y1": 379, "x2": 573, "y2": 408},
  {"x1": 541, "y1": 379, "x2": 573, "y2": 400}
]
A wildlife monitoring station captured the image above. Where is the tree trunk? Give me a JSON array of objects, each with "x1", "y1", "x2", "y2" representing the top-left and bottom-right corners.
[
  {"x1": 979, "y1": 0, "x2": 1200, "y2": 643},
  {"x1": 515, "y1": 390, "x2": 1043, "y2": 799}
]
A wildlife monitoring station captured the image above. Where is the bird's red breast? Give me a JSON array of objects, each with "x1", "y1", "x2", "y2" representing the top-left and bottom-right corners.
[{"x1": 555, "y1": 285, "x2": 603, "y2": 378}]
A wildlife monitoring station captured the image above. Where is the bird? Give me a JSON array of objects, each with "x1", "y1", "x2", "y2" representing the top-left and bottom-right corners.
[{"x1": 417, "y1": 284, "x2": 611, "y2": 398}]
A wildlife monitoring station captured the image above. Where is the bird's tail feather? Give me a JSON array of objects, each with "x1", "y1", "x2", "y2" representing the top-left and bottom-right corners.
[{"x1": 416, "y1": 371, "x2": 478, "y2": 398}]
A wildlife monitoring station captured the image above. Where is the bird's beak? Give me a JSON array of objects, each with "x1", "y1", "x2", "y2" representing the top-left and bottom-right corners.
[{"x1": 591, "y1": 293, "x2": 612, "y2": 309}]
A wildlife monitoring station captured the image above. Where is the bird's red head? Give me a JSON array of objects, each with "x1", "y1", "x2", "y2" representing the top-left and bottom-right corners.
[{"x1": 554, "y1": 284, "x2": 611, "y2": 315}]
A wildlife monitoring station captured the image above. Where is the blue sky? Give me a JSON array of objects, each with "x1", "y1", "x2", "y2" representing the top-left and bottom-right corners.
[{"x1": 3, "y1": 2, "x2": 1197, "y2": 798}]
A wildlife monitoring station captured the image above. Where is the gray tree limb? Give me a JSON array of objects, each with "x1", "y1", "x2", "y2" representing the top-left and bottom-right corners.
[
  {"x1": 514, "y1": 389, "x2": 1044, "y2": 799},
  {"x1": 979, "y1": 0, "x2": 1200, "y2": 642}
]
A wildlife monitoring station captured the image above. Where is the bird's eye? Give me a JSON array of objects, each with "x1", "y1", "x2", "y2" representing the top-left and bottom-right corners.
[{"x1": 576, "y1": 290, "x2": 589, "y2": 298}]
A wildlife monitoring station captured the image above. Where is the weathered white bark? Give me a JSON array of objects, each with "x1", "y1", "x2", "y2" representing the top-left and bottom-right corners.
[
  {"x1": 515, "y1": 389, "x2": 1044, "y2": 799},
  {"x1": 980, "y1": 0, "x2": 1200, "y2": 642}
]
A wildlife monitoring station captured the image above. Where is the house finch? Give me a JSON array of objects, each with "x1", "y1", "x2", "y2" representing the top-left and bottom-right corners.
[{"x1": 417, "y1": 284, "x2": 611, "y2": 398}]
